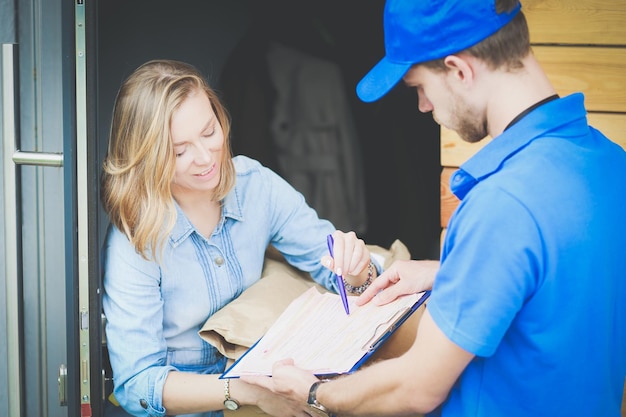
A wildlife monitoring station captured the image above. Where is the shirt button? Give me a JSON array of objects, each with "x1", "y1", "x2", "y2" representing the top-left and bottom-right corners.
[
  {"x1": 139, "y1": 399, "x2": 148, "y2": 409},
  {"x1": 215, "y1": 256, "x2": 225, "y2": 266}
]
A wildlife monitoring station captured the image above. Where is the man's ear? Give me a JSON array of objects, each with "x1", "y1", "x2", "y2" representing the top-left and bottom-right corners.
[{"x1": 443, "y1": 54, "x2": 475, "y2": 86}]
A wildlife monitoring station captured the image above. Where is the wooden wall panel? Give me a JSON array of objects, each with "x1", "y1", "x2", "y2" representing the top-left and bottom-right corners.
[
  {"x1": 524, "y1": 0, "x2": 626, "y2": 45},
  {"x1": 588, "y1": 113, "x2": 626, "y2": 147},
  {"x1": 534, "y1": 46, "x2": 626, "y2": 112},
  {"x1": 441, "y1": 129, "x2": 490, "y2": 168},
  {"x1": 440, "y1": 167, "x2": 460, "y2": 228}
]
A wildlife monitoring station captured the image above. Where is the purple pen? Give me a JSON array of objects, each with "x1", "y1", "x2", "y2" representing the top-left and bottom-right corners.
[{"x1": 326, "y1": 234, "x2": 350, "y2": 315}]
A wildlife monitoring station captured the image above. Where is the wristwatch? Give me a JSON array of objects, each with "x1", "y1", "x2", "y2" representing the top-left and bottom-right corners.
[
  {"x1": 223, "y1": 379, "x2": 241, "y2": 411},
  {"x1": 307, "y1": 380, "x2": 331, "y2": 417}
]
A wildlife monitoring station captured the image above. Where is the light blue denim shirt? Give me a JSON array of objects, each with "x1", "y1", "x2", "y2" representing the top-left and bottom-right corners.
[{"x1": 102, "y1": 156, "x2": 344, "y2": 417}]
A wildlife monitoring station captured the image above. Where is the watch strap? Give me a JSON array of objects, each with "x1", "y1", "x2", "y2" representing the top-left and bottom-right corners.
[
  {"x1": 307, "y1": 380, "x2": 331, "y2": 415},
  {"x1": 223, "y1": 378, "x2": 240, "y2": 411}
]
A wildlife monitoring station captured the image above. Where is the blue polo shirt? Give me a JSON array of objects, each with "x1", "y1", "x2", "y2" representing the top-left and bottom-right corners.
[{"x1": 427, "y1": 93, "x2": 626, "y2": 416}]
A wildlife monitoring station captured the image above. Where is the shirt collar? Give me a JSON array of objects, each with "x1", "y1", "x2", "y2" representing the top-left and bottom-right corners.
[
  {"x1": 451, "y1": 93, "x2": 588, "y2": 200},
  {"x1": 168, "y1": 184, "x2": 245, "y2": 246}
]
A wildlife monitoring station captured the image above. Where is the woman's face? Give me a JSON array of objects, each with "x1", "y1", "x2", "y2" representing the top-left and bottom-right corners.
[{"x1": 170, "y1": 89, "x2": 225, "y2": 197}]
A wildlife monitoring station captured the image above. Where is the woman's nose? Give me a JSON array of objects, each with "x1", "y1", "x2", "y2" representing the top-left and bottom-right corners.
[{"x1": 193, "y1": 142, "x2": 212, "y2": 164}]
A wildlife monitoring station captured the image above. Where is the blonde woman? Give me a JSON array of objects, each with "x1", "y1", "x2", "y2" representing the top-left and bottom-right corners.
[{"x1": 101, "y1": 59, "x2": 377, "y2": 417}]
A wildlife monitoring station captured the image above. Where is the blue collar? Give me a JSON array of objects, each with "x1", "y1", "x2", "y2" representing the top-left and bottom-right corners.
[
  {"x1": 503, "y1": 94, "x2": 559, "y2": 131},
  {"x1": 451, "y1": 93, "x2": 588, "y2": 200}
]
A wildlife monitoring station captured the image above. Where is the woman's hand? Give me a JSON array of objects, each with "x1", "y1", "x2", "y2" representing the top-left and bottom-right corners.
[
  {"x1": 233, "y1": 375, "x2": 313, "y2": 417},
  {"x1": 355, "y1": 259, "x2": 439, "y2": 307},
  {"x1": 321, "y1": 230, "x2": 372, "y2": 287}
]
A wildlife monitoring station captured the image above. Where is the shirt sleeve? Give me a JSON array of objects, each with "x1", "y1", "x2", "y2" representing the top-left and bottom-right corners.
[
  {"x1": 102, "y1": 226, "x2": 175, "y2": 417},
  {"x1": 255, "y1": 163, "x2": 341, "y2": 291},
  {"x1": 427, "y1": 186, "x2": 544, "y2": 357}
]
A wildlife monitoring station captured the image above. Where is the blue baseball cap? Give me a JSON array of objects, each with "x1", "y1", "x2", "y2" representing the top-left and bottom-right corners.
[{"x1": 357, "y1": 0, "x2": 521, "y2": 103}]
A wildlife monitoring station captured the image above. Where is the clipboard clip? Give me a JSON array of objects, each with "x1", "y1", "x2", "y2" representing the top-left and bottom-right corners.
[{"x1": 361, "y1": 308, "x2": 408, "y2": 351}]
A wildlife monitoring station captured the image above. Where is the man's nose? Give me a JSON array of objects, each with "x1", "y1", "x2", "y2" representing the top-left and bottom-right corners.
[{"x1": 417, "y1": 90, "x2": 433, "y2": 113}]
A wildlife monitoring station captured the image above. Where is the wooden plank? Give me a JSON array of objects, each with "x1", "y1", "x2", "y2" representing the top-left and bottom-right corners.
[
  {"x1": 534, "y1": 46, "x2": 626, "y2": 113},
  {"x1": 588, "y1": 113, "x2": 626, "y2": 150},
  {"x1": 440, "y1": 128, "x2": 490, "y2": 168},
  {"x1": 440, "y1": 167, "x2": 460, "y2": 228},
  {"x1": 524, "y1": 0, "x2": 626, "y2": 46},
  {"x1": 441, "y1": 113, "x2": 626, "y2": 168}
]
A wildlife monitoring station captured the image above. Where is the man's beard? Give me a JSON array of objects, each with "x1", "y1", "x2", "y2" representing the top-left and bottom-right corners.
[
  {"x1": 445, "y1": 86, "x2": 489, "y2": 144},
  {"x1": 456, "y1": 116, "x2": 488, "y2": 144}
]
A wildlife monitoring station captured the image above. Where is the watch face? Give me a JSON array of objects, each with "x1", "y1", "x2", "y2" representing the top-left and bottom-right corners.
[
  {"x1": 224, "y1": 399, "x2": 240, "y2": 411},
  {"x1": 308, "y1": 404, "x2": 331, "y2": 417}
]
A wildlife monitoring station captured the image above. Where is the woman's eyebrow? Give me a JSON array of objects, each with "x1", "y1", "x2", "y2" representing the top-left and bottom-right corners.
[{"x1": 172, "y1": 116, "x2": 214, "y2": 146}]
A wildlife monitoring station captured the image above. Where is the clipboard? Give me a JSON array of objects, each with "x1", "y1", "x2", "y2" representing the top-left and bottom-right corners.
[{"x1": 220, "y1": 288, "x2": 430, "y2": 379}]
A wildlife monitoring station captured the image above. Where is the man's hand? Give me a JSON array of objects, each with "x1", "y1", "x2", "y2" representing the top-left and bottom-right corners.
[
  {"x1": 243, "y1": 358, "x2": 319, "y2": 407},
  {"x1": 356, "y1": 259, "x2": 439, "y2": 306},
  {"x1": 239, "y1": 364, "x2": 317, "y2": 417}
]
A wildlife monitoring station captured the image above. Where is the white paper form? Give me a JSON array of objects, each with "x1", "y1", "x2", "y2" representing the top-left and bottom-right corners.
[{"x1": 222, "y1": 287, "x2": 425, "y2": 377}]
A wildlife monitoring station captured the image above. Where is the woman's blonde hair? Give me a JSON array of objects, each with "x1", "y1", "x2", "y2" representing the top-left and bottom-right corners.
[{"x1": 101, "y1": 59, "x2": 235, "y2": 261}]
